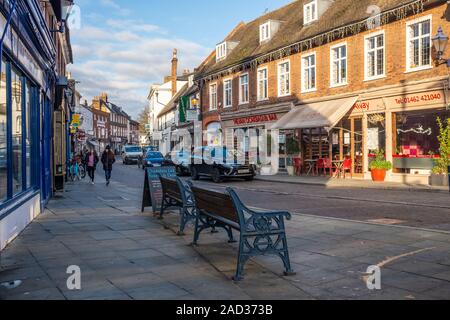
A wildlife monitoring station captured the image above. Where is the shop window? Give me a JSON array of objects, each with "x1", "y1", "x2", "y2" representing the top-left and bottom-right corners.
[
  {"x1": 0, "y1": 58, "x2": 6, "y2": 201},
  {"x1": 367, "y1": 113, "x2": 386, "y2": 155},
  {"x1": 26, "y1": 83, "x2": 32, "y2": 189},
  {"x1": 12, "y1": 67, "x2": 22, "y2": 195},
  {"x1": 393, "y1": 110, "x2": 446, "y2": 173}
]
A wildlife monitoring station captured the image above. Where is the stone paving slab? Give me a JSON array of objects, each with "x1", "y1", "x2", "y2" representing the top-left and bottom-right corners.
[{"x1": 1, "y1": 177, "x2": 450, "y2": 300}]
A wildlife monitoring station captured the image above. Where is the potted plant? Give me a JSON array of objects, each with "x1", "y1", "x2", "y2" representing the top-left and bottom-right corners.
[
  {"x1": 370, "y1": 150, "x2": 392, "y2": 182},
  {"x1": 286, "y1": 137, "x2": 300, "y2": 176},
  {"x1": 430, "y1": 117, "x2": 450, "y2": 186}
]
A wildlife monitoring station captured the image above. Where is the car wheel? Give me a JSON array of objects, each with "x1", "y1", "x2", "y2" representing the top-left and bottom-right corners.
[
  {"x1": 212, "y1": 168, "x2": 222, "y2": 183},
  {"x1": 191, "y1": 166, "x2": 199, "y2": 180}
]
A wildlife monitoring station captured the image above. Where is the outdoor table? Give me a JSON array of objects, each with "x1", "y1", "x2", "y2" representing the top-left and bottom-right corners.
[
  {"x1": 332, "y1": 160, "x2": 345, "y2": 178},
  {"x1": 304, "y1": 159, "x2": 317, "y2": 176}
]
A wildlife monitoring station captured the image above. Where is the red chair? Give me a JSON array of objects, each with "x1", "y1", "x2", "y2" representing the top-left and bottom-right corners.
[
  {"x1": 293, "y1": 158, "x2": 303, "y2": 176},
  {"x1": 342, "y1": 158, "x2": 352, "y2": 179},
  {"x1": 315, "y1": 158, "x2": 324, "y2": 176},
  {"x1": 316, "y1": 158, "x2": 332, "y2": 176},
  {"x1": 323, "y1": 158, "x2": 333, "y2": 177}
]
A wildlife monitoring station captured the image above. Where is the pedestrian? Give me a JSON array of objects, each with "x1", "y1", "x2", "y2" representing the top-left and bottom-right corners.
[
  {"x1": 101, "y1": 145, "x2": 116, "y2": 186},
  {"x1": 85, "y1": 149, "x2": 99, "y2": 185}
]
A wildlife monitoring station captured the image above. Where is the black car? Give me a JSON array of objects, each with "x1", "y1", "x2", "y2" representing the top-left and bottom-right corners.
[
  {"x1": 163, "y1": 151, "x2": 191, "y2": 176},
  {"x1": 190, "y1": 147, "x2": 256, "y2": 183}
]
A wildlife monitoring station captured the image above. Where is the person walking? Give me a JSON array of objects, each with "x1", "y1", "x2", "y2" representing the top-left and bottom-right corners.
[
  {"x1": 85, "y1": 149, "x2": 99, "y2": 185},
  {"x1": 101, "y1": 145, "x2": 116, "y2": 186}
]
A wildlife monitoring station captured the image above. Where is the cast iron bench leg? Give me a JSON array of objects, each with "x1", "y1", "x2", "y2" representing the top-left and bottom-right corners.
[
  {"x1": 233, "y1": 240, "x2": 249, "y2": 281},
  {"x1": 280, "y1": 234, "x2": 296, "y2": 276}
]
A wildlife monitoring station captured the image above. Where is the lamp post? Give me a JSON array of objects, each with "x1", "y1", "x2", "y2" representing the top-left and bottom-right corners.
[
  {"x1": 432, "y1": 27, "x2": 450, "y2": 192},
  {"x1": 432, "y1": 27, "x2": 450, "y2": 67}
]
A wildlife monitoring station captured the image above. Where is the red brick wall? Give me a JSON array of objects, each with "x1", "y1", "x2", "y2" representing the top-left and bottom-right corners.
[{"x1": 200, "y1": 4, "x2": 450, "y2": 115}]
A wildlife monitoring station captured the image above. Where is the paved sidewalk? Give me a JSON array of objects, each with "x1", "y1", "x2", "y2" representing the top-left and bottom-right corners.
[
  {"x1": 256, "y1": 175, "x2": 449, "y2": 193},
  {"x1": 1, "y1": 176, "x2": 450, "y2": 300}
]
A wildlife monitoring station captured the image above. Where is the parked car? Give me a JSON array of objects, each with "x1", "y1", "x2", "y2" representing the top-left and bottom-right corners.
[
  {"x1": 190, "y1": 147, "x2": 256, "y2": 183},
  {"x1": 138, "y1": 146, "x2": 157, "y2": 168},
  {"x1": 122, "y1": 145, "x2": 142, "y2": 165},
  {"x1": 142, "y1": 151, "x2": 165, "y2": 169},
  {"x1": 163, "y1": 150, "x2": 191, "y2": 176}
]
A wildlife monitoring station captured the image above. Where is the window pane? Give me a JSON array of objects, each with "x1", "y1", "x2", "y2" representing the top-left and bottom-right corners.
[
  {"x1": 421, "y1": 37, "x2": 430, "y2": 65},
  {"x1": 12, "y1": 68, "x2": 22, "y2": 195},
  {"x1": 0, "y1": 58, "x2": 7, "y2": 200},
  {"x1": 26, "y1": 83, "x2": 31, "y2": 189},
  {"x1": 377, "y1": 49, "x2": 384, "y2": 75}
]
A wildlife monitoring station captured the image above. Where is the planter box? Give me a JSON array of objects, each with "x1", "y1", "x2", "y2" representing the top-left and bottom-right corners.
[{"x1": 429, "y1": 174, "x2": 449, "y2": 187}]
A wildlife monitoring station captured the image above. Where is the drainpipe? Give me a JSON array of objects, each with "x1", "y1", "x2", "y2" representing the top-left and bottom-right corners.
[{"x1": 0, "y1": 0, "x2": 18, "y2": 74}]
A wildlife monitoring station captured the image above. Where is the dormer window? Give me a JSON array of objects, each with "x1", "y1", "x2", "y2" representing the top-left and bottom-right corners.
[
  {"x1": 260, "y1": 22, "x2": 271, "y2": 42},
  {"x1": 259, "y1": 20, "x2": 282, "y2": 44},
  {"x1": 304, "y1": 0, "x2": 318, "y2": 25},
  {"x1": 216, "y1": 42, "x2": 227, "y2": 61},
  {"x1": 215, "y1": 41, "x2": 239, "y2": 62}
]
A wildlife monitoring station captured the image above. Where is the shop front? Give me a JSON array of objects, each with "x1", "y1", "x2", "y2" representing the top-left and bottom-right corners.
[
  {"x1": 271, "y1": 82, "x2": 449, "y2": 184},
  {"x1": 221, "y1": 103, "x2": 292, "y2": 167},
  {"x1": 0, "y1": 1, "x2": 57, "y2": 250}
]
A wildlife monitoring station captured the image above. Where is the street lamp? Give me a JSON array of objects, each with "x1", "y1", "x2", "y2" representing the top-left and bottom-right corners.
[
  {"x1": 432, "y1": 26, "x2": 450, "y2": 67},
  {"x1": 433, "y1": 27, "x2": 450, "y2": 192}
]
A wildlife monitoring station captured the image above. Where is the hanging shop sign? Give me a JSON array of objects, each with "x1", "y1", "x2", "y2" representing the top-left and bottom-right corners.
[
  {"x1": 186, "y1": 109, "x2": 198, "y2": 122},
  {"x1": 233, "y1": 114, "x2": 278, "y2": 126}
]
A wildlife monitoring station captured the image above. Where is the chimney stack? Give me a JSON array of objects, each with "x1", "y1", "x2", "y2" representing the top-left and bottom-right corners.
[{"x1": 171, "y1": 49, "x2": 178, "y2": 97}]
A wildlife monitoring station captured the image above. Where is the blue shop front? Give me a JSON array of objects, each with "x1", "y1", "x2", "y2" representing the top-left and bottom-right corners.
[{"x1": 0, "y1": 0, "x2": 57, "y2": 250}]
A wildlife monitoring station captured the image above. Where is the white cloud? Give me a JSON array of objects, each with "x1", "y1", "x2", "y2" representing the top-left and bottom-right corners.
[
  {"x1": 99, "y1": 0, "x2": 130, "y2": 16},
  {"x1": 69, "y1": 18, "x2": 211, "y2": 118}
]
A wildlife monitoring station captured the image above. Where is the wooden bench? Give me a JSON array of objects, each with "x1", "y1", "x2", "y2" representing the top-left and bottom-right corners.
[
  {"x1": 189, "y1": 183, "x2": 295, "y2": 281},
  {"x1": 160, "y1": 176, "x2": 196, "y2": 235}
]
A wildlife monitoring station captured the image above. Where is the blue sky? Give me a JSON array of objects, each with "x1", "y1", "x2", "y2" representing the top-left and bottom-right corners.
[{"x1": 69, "y1": 0, "x2": 292, "y2": 118}]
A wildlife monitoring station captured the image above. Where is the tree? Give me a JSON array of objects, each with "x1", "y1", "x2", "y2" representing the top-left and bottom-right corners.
[{"x1": 137, "y1": 106, "x2": 150, "y2": 136}]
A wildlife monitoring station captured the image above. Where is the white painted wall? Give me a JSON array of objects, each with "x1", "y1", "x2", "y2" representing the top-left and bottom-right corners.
[{"x1": 0, "y1": 193, "x2": 41, "y2": 251}]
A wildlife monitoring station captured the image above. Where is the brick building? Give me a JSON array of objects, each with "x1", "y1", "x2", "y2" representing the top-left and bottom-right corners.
[
  {"x1": 196, "y1": 0, "x2": 450, "y2": 184},
  {"x1": 91, "y1": 93, "x2": 111, "y2": 153}
]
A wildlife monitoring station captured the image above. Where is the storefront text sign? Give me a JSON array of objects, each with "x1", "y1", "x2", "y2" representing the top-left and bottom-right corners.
[
  {"x1": 233, "y1": 114, "x2": 278, "y2": 126},
  {"x1": 392, "y1": 92, "x2": 444, "y2": 106}
]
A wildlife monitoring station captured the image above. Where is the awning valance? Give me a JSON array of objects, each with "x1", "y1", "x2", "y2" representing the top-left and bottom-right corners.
[{"x1": 271, "y1": 96, "x2": 359, "y2": 130}]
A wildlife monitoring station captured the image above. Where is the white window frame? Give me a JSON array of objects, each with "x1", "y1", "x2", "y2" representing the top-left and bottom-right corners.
[
  {"x1": 257, "y1": 67, "x2": 269, "y2": 101},
  {"x1": 209, "y1": 83, "x2": 217, "y2": 111},
  {"x1": 239, "y1": 73, "x2": 249, "y2": 105},
  {"x1": 301, "y1": 52, "x2": 317, "y2": 93},
  {"x1": 304, "y1": 0, "x2": 318, "y2": 25},
  {"x1": 223, "y1": 78, "x2": 233, "y2": 108},
  {"x1": 405, "y1": 15, "x2": 432, "y2": 73},
  {"x1": 216, "y1": 42, "x2": 227, "y2": 61},
  {"x1": 260, "y1": 22, "x2": 271, "y2": 43},
  {"x1": 364, "y1": 30, "x2": 386, "y2": 81},
  {"x1": 330, "y1": 42, "x2": 348, "y2": 88},
  {"x1": 277, "y1": 60, "x2": 291, "y2": 97}
]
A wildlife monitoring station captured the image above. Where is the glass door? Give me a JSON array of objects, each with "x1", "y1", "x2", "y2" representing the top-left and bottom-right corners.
[{"x1": 352, "y1": 117, "x2": 364, "y2": 176}]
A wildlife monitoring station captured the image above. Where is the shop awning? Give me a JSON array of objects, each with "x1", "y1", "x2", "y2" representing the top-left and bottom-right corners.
[{"x1": 271, "y1": 96, "x2": 359, "y2": 130}]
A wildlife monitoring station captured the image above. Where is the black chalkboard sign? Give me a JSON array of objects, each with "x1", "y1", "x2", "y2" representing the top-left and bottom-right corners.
[{"x1": 141, "y1": 166, "x2": 177, "y2": 214}]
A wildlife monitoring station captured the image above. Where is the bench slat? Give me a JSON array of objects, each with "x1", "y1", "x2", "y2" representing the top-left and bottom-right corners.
[{"x1": 191, "y1": 186, "x2": 239, "y2": 224}]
